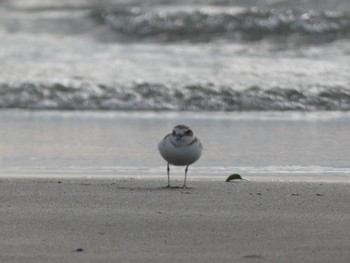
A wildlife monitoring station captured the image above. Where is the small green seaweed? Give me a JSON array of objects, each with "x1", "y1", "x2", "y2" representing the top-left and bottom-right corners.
[{"x1": 226, "y1": 173, "x2": 243, "y2": 182}]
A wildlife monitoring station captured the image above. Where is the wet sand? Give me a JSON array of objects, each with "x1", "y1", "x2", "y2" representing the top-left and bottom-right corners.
[{"x1": 0, "y1": 178, "x2": 349, "y2": 262}]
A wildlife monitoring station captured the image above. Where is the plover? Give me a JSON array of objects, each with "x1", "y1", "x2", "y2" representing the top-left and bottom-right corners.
[{"x1": 158, "y1": 124, "x2": 203, "y2": 188}]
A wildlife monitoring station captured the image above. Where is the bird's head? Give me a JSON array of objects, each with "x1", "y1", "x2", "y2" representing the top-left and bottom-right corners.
[{"x1": 171, "y1": 125, "x2": 194, "y2": 142}]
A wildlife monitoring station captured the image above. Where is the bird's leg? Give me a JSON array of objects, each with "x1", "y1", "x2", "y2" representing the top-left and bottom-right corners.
[
  {"x1": 182, "y1": 165, "x2": 189, "y2": 188},
  {"x1": 166, "y1": 163, "x2": 171, "y2": 188}
]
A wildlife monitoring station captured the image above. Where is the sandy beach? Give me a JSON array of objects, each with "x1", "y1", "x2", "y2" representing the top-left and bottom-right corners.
[{"x1": 0, "y1": 178, "x2": 349, "y2": 263}]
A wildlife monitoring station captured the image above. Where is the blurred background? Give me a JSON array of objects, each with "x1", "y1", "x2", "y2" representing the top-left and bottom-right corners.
[{"x1": 1, "y1": 0, "x2": 349, "y2": 111}]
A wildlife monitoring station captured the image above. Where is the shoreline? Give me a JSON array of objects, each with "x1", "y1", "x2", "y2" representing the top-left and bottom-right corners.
[
  {"x1": 1, "y1": 178, "x2": 349, "y2": 262},
  {"x1": 0, "y1": 171, "x2": 349, "y2": 184}
]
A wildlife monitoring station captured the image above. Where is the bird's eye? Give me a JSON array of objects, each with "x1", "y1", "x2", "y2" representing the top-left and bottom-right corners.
[
  {"x1": 185, "y1": 130, "x2": 192, "y2": 135},
  {"x1": 172, "y1": 131, "x2": 176, "y2": 135}
]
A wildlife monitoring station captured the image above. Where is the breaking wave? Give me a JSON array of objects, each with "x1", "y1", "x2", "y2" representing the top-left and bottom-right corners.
[
  {"x1": 1, "y1": 82, "x2": 350, "y2": 111},
  {"x1": 91, "y1": 7, "x2": 350, "y2": 43}
]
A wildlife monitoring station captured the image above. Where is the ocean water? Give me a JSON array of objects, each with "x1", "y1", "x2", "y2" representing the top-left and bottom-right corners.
[
  {"x1": 0, "y1": 0, "x2": 350, "y2": 181},
  {"x1": 1, "y1": 110, "x2": 349, "y2": 181},
  {"x1": 1, "y1": 0, "x2": 350, "y2": 111}
]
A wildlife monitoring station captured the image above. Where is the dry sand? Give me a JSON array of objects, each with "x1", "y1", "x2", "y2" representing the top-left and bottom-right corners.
[{"x1": 0, "y1": 178, "x2": 349, "y2": 263}]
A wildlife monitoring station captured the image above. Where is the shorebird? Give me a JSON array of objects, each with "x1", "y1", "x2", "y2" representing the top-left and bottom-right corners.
[{"x1": 158, "y1": 124, "x2": 203, "y2": 188}]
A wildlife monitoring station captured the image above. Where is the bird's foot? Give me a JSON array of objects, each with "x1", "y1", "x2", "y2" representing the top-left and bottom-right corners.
[{"x1": 181, "y1": 185, "x2": 193, "y2": 189}]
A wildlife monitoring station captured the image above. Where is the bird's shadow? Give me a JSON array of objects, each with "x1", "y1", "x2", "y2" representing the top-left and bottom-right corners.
[
  {"x1": 125, "y1": 186, "x2": 194, "y2": 191},
  {"x1": 76, "y1": 182, "x2": 194, "y2": 192},
  {"x1": 113, "y1": 185, "x2": 194, "y2": 192},
  {"x1": 162, "y1": 186, "x2": 194, "y2": 190}
]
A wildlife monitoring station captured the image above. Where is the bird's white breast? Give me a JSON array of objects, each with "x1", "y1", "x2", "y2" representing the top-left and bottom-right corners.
[{"x1": 158, "y1": 135, "x2": 202, "y2": 166}]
